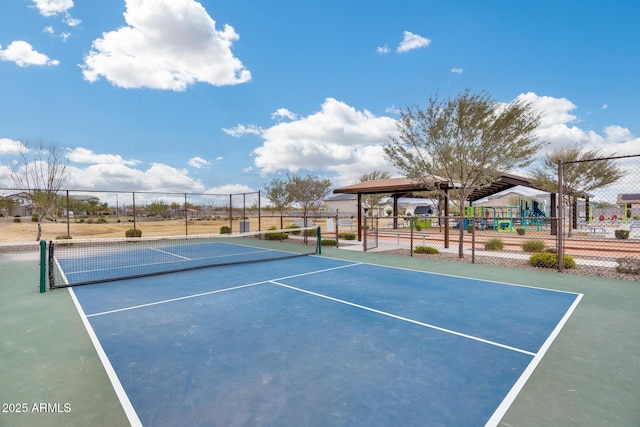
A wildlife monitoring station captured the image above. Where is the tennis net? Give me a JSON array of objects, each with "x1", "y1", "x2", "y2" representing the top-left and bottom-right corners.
[{"x1": 46, "y1": 226, "x2": 321, "y2": 289}]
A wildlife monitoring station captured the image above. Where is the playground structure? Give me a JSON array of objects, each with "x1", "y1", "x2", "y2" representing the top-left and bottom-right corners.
[{"x1": 453, "y1": 200, "x2": 549, "y2": 233}]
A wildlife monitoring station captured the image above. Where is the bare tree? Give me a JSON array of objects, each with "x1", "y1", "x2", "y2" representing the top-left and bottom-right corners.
[
  {"x1": 529, "y1": 145, "x2": 624, "y2": 236},
  {"x1": 384, "y1": 90, "x2": 545, "y2": 257},
  {"x1": 10, "y1": 141, "x2": 70, "y2": 240}
]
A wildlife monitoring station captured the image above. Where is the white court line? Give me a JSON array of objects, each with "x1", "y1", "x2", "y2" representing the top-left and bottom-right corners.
[
  {"x1": 149, "y1": 247, "x2": 192, "y2": 260},
  {"x1": 68, "y1": 287, "x2": 143, "y2": 427},
  {"x1": 271, "y1": 280, "x2": 536, "y2": 357},
  {"x1": 485, "y1": 293, "x2": 584, "y2": 427},
  {"x1": 86, "y1": 261, "x2": 362, "y2": 318}
]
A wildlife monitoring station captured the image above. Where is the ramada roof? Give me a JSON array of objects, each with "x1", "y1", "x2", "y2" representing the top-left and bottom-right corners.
[{"x1": 333, "y1": 173, "x2": 539, "y2": 202}]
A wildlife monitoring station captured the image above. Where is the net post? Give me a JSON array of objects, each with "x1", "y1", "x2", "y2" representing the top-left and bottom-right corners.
[
  {"x1": 39, "y1": 240, "x2": 46, "y2": 293},
  {"x1": 317, "y1": 226, "x2": 322, "y2": 254}
]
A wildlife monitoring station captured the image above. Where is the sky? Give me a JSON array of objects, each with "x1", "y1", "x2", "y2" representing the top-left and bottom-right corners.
[{"x1": 0, "y1": 0, "x2": 639, "y2": 203}]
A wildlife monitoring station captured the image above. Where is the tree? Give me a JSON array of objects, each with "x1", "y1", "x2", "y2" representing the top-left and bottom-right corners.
[
  {"x1": 286, "y1": 174, "x2": 332, "y2": 223},
  {"x1": 529, "y1": 145, "x2": 624, "y2": 235},
  {"x1": 263, "y1": 177, "x2": 293, "y2": 229},
  {"x1": 359, "y1": 170, "x2": 391, "y2": 215},
  {"x1": 384, "y1": 90, "x2": 545, "y2": 257},
  {"x1": 0, "y1": 197, "x2": 16, "y2": 217},
  {"x1": 147, "y1": 201, "x2": 169, "y2": 217},
  {"x1": 10, "y1": 141, "x2": 70, "y2": 240}
]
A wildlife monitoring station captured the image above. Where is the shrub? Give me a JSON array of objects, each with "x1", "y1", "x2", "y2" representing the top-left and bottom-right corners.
[
  {"x1": 616, "y1": 257, "x2": 640, "y2": 274},
  {"x1": 219, "y1": 226, "x2": 232, "y2": 234},
  {"x1": 466, "y1": 224, "x2": 473, "y2": 233},
  {"x1": 516, "y1": 227, "x2": 525, "y2": 236},
  {"x1": 126, "y1": 228, "x2": 142, "y2": 238},
  {"x1": 414, "y1": 223, "x2": 422, "y2": 231},
  {"x1": 304, "y1": 227, "x2": 317, "y2": 237},
  {"x1": 528, "y1": 252, "x2": 576, "y2": 269},
  {"x1": 55, "y1": 235, "x2": 72, "y2": 240},
  {"x1": 321, "y1": 239, "x2": 336, "y2": 246},
  {"x1": 522, "y1": 239, "x2": 545, "y2": 252},
  {"x1": 414, "y1": 245, "x2": 439, "y2": 254},
  {"x1": 615, "y1": 229, "x2": 630, "y2": 240},
  {"x1": 287, "y1": 225, "x2": 301, "y2": 235},
  {"x1": 484, "y1": 238, "x2": 504, "y2": 251},
  {"x1": 264, "y1": 226, "x2": 288, "y2": 240},
  {"x1": 338, "y1": 232, "x2": 356, "y2": 240},
  {"x1": 31, "y1": 214, "x2": 39, "y2": 222},
  {"x1": 13, "y1": 216, "x2": 20, "y2": 223}
]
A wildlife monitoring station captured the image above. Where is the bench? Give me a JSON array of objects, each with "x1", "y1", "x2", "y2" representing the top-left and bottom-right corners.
[
  {"x1": 292, "y1": 219, "x2": 316, "y2": 228},
  {"x1": 337, "y1": 219, "x2": 354, "y2": 229},
  {"x1": 588, "y1": 225, "x2": 606, "y2": 234}
]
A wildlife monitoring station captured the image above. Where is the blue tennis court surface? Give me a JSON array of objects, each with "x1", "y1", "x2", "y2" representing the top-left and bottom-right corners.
[{"x1": 70, "y1": 255, "x2": 581, "y2": 426}]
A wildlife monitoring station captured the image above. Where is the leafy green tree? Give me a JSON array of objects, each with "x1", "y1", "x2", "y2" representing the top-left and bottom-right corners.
[
  {"x1": 286, "y1": 174, "x2": 332, "y2": 223},
  {"x1": 147, "y1": 200, "x2": 169, "y2": 217},
  {"x1": 359, "y1": 170, "x2": 391, "y2": 215},
  {"x1": 529, "y1": 145, "x2": 624, "y2": 235},
  {"x1": 263, "y1": 177, "x2": 293, "y2": 228},
  {"x1": 384, "y1": 90, "x2": 545, "y2": 257},
  {"x1": 0, "y1": 197, "x2": 16, "y2": 217}
]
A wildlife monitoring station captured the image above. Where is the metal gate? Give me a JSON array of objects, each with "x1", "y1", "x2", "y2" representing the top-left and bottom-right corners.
[{"x1": 363, "y1": 215, "x2": 379, "y2": 251}]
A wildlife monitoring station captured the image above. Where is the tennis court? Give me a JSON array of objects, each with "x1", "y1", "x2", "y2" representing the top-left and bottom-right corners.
[
  {"x1": 48, "y1": 231, "x2": 581, "y2": 426},
  {"x1": 5, "y1": 232, "x2": 640, "y2": 427}
]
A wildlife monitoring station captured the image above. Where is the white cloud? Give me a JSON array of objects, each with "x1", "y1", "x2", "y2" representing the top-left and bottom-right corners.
[
  {"x1": 271, "y1": 108, "x2": 298, "y2": 121},
  {"x1": 32, "y1": 0, "x2": 73, "y2": 17},
  {"x1": 602, "y1": 104, "x2": 608, "y2": 109},
  {"x1": 32, "y1": 0, "x2": 80, "y2": 27},
  {"x1": 0, "y1": 138, "x2": 27, "y2": 155},
  {"x1": 81, "y1": 0, "x2": 251, "y2": 91},
  {"x1": 376, "y1": 45, "x2": 390, "y2": 54},
  {"x1": 223, "y1": 124, "x2": 262, "y2": 137},
  {"x1": 0, "y1": 41, "x2": 59, "y2": 67},
  {"x1": 66, "y1": 162, "x2": 205, "y2": 193},
  {"x1": 43, "y1": 26, "x2": 72, "y2": 41},
  {"x1": 251, "y1": 98, "x2": 398, "y2": 183},
  {"x1": 515, "y1": 92, "x2": 640, "y2": 158},
  {"x1": 397, "y1": 31, "x2": 431, "y2": 53},
  {"x1": 188, "y1": 156, "x2": 210, "y2": 169},
  {"x1": 66, "y1": 147, "x2": 140, "y2": 165},
  {"x1": 215, "y1": 156, "x2": 224, "y2": 161},
  {"x1": 203, "y1": 183, "x2": 260, "y2": 206},
  {"x1": 450, "y1": 67, "x2": 463, "y2": 74},
  {"x1": 63, "y1": 15, "x2": 81, "y2": 27}
]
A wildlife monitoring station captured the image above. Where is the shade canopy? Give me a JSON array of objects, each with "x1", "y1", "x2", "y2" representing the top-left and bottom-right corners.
[{"x1": 333, "y1": 173, "x2": 538, "y2": 202}]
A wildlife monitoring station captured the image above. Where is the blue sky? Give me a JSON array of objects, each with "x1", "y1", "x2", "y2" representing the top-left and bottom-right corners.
[{"x1": 1, "y1": 0, "x2": 638, "y2": 199}]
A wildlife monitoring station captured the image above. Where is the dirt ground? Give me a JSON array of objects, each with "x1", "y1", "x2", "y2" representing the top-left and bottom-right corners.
[{"x1": 0, "y1": 217, "x2": 328, "y2": 242}]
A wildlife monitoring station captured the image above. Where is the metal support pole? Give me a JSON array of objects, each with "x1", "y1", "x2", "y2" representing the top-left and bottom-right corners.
[{"x1": 558, "y1": 160, "x2": 565, "y2": 272}]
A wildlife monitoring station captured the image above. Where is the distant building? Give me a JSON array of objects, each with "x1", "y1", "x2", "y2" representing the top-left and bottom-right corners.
[{"x1": 617, "y1": 193, "x2": 640, "y2": 208}]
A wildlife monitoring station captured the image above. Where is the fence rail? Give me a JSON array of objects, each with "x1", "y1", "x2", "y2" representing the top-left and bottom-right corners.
[{"x1": 2, "y1": 151, "x2": 640, "y2": 282}]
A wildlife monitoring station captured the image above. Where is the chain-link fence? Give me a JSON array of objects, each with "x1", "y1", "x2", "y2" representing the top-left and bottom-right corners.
[
  {"x1": 358, "y1": 154, "x2": 640, "y2": 281},
  {"x1": 0, "y1": 189, "x2": 264, "y2": 244},
  {"x1": 0, "y1": 188, "x2": 337, "y2": 250}
]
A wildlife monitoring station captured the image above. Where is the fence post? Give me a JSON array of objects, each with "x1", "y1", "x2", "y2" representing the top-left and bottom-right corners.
[
  {"x1": 132, "y1": 192, "x2": 137, "y2": 235},
  {"x1": 39, "y1": 240, "x2": 46, "y2": 293},
  {"x1": 557, "y1": 160, "x2": 565, "y2": 273},
  {"x1": 410, "y1": 217, "x2": 414, "y2": 257},
  {"x1": 471, "y1": 214, "x2": 476, "y2": 264},
  {"x1": 66, "y1": 190, "x2": 70, "y2": 238}
]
